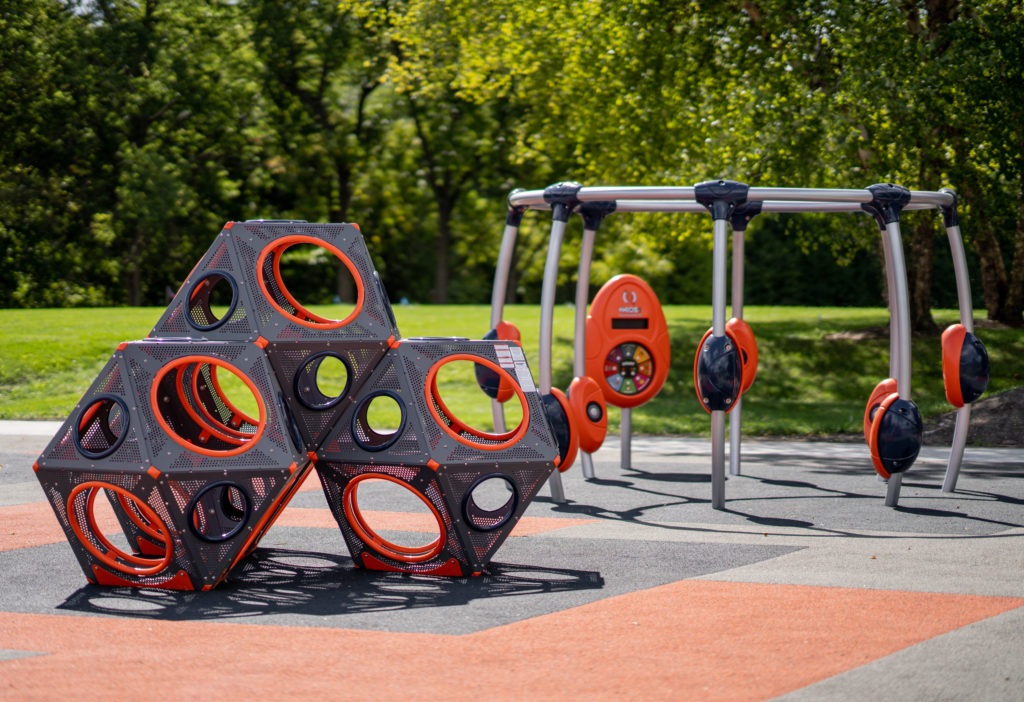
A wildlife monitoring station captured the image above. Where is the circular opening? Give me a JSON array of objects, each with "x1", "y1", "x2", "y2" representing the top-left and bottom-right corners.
[
  {"x1": 427, "y1": 355, "x2": 529, "y2": 451},
  {"x1": 256, "y1": 236, "x2": 364, "y2": 329},
  {"x1": 351, "y1": 391, "x2": 406, "y2": 452},
  {"x1": 67, "y1": 482, "x2": 172, "y2": 577},
  {"x1": 294, "y1": 352, "x2": 352, "y2": 410},
  {"x1": 150, "y1": 355, "x2": 267, "y2": 458},
  {"x1": 462, "y1": 473, "x2": 519, "y2": 532},
  {"x1": 187, "y1": 481, "x2": 252, "y2": 542},
  {"x1": 73, "y1": 394, "x2": 130, "y2": 459},
  {"x1": 187, "y1": 270, "x2": 238, "y2": 331},
  {"x1": 342, "y1": 474, "x2": 445, "y2": 563},
  {"x1": 186, "y1": 363, "x2": 261, "y2": 443}
]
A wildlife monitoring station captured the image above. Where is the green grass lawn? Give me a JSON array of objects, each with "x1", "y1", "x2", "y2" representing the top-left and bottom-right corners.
[{"x1": 1, "y1": 304, "x2": 1021, "y2": 438}]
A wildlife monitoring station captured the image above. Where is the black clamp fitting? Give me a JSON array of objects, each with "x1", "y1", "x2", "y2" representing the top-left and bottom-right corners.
[
  {"x1": 543, "y1": 181, "x2": 582, "y2": 223},
  {"x1": 939, "y1": 187, "x2": 959, "y2": 228},
  {"x1": 579, "y1": 201, "x2": 617, "y2": 231},
  {"x1": 505, "y1": 189, "x2": 528, "y2": 227},
  {"x1": 730, "y1": 201, "x2": 763, "y2": 232},
  {"x1": 695, "y1": 179, "x2": 750, "y2": 221},
  {"x1": 861, "y1": 183, "x2": 911, "y2": 229}
]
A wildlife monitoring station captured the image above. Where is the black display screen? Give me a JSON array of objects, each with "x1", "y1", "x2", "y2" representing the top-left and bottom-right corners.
[{"x1": 611, "y1": 318, "x2": 649, "y2": 330}]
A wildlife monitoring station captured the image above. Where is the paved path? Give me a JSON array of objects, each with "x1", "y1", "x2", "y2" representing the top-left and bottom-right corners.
[{"x1": 1, "y1": 421, "x2": 1022, "y2": 700}]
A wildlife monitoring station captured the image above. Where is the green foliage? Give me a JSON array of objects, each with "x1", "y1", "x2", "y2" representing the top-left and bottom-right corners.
[{"x1": 1, "y1": 0, "x2": 1022, "y2": 322}]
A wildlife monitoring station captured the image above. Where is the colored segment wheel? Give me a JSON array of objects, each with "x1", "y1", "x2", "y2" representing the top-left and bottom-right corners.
[{"x1": 603, "y1": 342, "x2": 654, "y2": 397}]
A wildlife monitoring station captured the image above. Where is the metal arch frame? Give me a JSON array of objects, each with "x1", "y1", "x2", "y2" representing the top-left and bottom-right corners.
[{"x1": 489, "y1": 184, "x2": 971, "y2": 508}]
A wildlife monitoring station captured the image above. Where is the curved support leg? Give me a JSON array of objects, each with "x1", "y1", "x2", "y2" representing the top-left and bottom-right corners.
[
  {"x1": 729, "y1": 399, "x2": 743, "y2": 476},
  {"x1": 540, "y1": 216, "x2": 569, "y2": 503},
  {"x1": 489, "y1": 218, "x2": 521, "y2": 435},
  {"x1": 711, "y1": 410, "x2": 726, "y2": 509},
  {"x1": 885, "y1": 473, "x2": 903, "y2": 507},
  {"x1": 575, "y1": 226, "x2": 598, "y2": 479},
  {"x1": 620, "y1": 407, "x2": 632, "y2": 470},
  {"x1": 942, "y1": 404, "x2": 971, "y2": 493}
]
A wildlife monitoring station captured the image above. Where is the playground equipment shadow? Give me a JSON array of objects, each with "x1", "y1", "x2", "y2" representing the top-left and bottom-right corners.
[{"x1": 1, "y1": 422, "x2": 1022, "y2": 701}]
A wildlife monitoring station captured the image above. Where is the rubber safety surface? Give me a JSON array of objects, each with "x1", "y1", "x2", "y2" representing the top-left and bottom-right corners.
[{"x1": 2, "y1": 426, "x2": 1023, "y2": 701}]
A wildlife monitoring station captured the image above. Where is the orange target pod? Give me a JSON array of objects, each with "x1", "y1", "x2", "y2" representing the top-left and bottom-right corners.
[
  {"x1": 477, "y1": 321, "x2": 522, "y2": 402},
  {"x1": 543, "y1": 388, "x2": 579, "y2": 472},
  {"x1": 726, "y1": 317, "x2": 758, "y2": 394},
  {"x1": 568, "y1": 375, "x2": 608, "y2": 453},
  {"x1": 863, "y1": 378, "x2": 898, "y2": 445}
]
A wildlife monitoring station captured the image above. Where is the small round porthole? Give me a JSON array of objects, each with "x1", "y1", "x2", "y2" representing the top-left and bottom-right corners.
[
  {"x1": 461, "y1": 473, "x2": 519, "y2": 532},
  {"x1": 186, "y1": 270, "x2": 239, "y2": 331},
  {"x1": 187, "y1": 481, "x2": 252, "y2": 543},
  {"x1": 350, "y1": 390, "x2": 406, "y2": 452},
  {"x1": 73, "y1": 394, "x2": 131, "y2": 459}
]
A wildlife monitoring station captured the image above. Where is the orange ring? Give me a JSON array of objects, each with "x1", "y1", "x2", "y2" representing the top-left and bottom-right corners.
[
  {"x1": 67, "y1": 482, "x2": 173, "y2": 576},
  {"x1": 270, "y1": 244, "x2": 335, "y2": 324},
  {"x1": 425, "y1": 355, "x2": 530, "y2": 451},
  {"x1": 342, "y1": 474, "x2": 445, "y2": 563},
  {"x1": 150, "y1": 355, "x2": 267, "y2": 458},
  {"x1": 429, "y1": 372, "x2": 519, "y2": 442},
  {"x1": 209, "y1": 365, "x2": 259, "y2": 427},
  {"x1": 255, "y1": 235, "x2": 365, "y2": 329},
  {"x1": 116, "y1": 492, "x2": 166, "y2": 543},
  {"x1": 176, "y1": 364, "x2": 246, "y2": 446},
  {"x1": 190, "y1": 364, "x2": 256, "y2": 441}
]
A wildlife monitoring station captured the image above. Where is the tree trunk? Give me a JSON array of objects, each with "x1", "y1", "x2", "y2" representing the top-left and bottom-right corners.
[
  {"x1": 1004, "y1": 193, "x2": 1024, "y2": 325},
  {"x1": 971, "y1": 213, "x2": 1009, "y2": 321},
  {"x1": 907, "y1": 217, "x2": 938, "y2": 334},
  {"x1": 331, "y1": 155, "x2": 355, "y2": 303},
  {"x1": 432, "y1": 206, "x2": 451, "y2": 304},
  {"x1": 125, "y1": 220, "x2": 143, "y2": 306}
]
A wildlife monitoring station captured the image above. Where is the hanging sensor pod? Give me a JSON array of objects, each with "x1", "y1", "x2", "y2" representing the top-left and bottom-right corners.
[
  {"x1": 475, "y1": 320, "x2": 523, "y2": 402},
  {"x1": 542, "y1": 388, "x2": 579, "y2": 472},
  {"x1": 942, "y1": 324, "x2": 990, "y2": 407},
  {"x1": 585, "y1": 274, "x2": 670, "y2": 409},
  {"x1": 568, "y1": 375, "x2": 608, "y2": 454}
]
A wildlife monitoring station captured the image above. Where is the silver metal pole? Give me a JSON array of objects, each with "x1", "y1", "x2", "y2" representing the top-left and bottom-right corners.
[
  {"x1": 878, "y1": 226, "x2": 900, "y2": 380},
  {"x1": 943, "y1": 405, "x2": 971, "y2": 492},
  {"x1": 710, "y1": 217, "x2": 730, "y2": 505},
  {"x1": 885, "y1": 473, "x2": 903, "y2": 506},
  {"x1": 490, "y1": 221, "x2": 520, "y2": 434},
  {"x1": 712, "y1": 219, "x2": 729, "y2": 335},
  {"x1": 711, "y1": 411, "x2": 726, "y2": 509},
  {"x1": 748, "y1": 187, "x2": 873, "y2": 203},
  {"x1": 947, "y1": 224, "x2": 974, "y2": 331},
  {"x1": 574, "y1": 228, "x2": 596, "y2": 376},
  {"x1": 943, "y1": 222, "x2": 973, "y2": 492},
  {"x1": 620, "y1": 407, "x2": 632, "y2": 469},
  {"x1": 729, "y1": 226, "x2": 745, "y2": 476},
  {"x1": 880, "y1": 219, "x2": 911, "y2": 509},
  {"x1": 539, "y1": 217, "x2": 567, "y2": 503},
  {"x1": 576, "y1": 227, "x2": 598, "y2": 479},
  {"x1": 885, "y1": 221, "x2": 913, "y2": 395},
  {"x1": 538, "y1": 220, "x2": 566, "y2": 394}
]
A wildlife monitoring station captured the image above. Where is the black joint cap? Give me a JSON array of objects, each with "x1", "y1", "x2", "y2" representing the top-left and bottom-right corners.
[
  {"x1": 861, "y1": 183, "x2": 911, "y2": 228},
  {"x1": 543, "y1": 181, "x2": 582, "y2": 223},
  {"x1": 579, "y1": 201, "x2": 617, "y2": 230},
  {"x1": 505, "y1": 206, "x2": 526, "y2": 227},
  {"x1": 694, "y1": 179, "x2": 750, "y2": 221},
  {"x1": 939, "y1": 187, "x2": 959, "y2": 228},
  {"x1": 730, "y1": 201, "x2": 763, "y2": 231}
]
